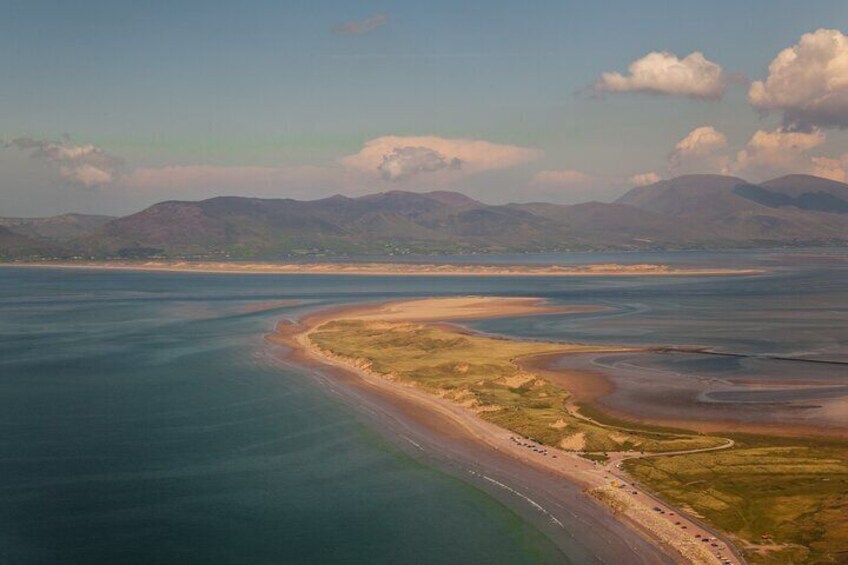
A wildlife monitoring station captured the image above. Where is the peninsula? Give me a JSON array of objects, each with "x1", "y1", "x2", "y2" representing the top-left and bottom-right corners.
[{"x1": 269, "y1": 296, "x2": 848, "y2": 565}]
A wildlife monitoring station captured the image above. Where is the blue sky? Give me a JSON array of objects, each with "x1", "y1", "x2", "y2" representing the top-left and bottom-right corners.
[{"x1": 3, "y1": 0, "x2": 848, "y2": 216}]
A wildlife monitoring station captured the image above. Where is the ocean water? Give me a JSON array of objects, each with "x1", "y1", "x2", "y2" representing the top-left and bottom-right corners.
[
  {"x1": 0, "y1": 269, "x2": 565, "y2": 565},
  {"x1": 1, "y1": 249, "x2": 846, "y2": 563}
]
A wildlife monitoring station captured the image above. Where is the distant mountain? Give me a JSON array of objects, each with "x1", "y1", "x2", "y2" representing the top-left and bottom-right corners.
[
  {"x1": 509, "y1": 201, "x2": 704, "y2": 247},
  {"x1": 0, "y1": 213, "x2": 114, "y2": 241},
  {"x1": 616, "y1": 174, "x2": 751, "y2": 216},
  {"x1": 84, "y1": 191, "x2": 572, "y2": 257},
  {"x1": 753, "y1": 174, "x2": 848, "y2": 214},
  {"x1": 2, "y1": 175, "x2": 848, "y2": 260},
  {"x1": 615, "y1": 174, "x2": 848, "y2": 242},
  {"x1": 0, "y1": 225, "x2": 63, "y2": 259}
]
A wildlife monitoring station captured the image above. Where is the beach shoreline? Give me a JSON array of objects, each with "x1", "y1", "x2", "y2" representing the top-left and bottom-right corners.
[
  {"x1": 267, "y1": 296, "x2": 746, "y2": 565},
  {"x1": 2, "y1": 260, "x2": 763, "y2": 277}
]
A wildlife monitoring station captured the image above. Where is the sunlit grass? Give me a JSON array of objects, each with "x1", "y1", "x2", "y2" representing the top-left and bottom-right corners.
[
  {"x1": 310, "y1": 319, "x2": 722, "y2": 453},
  {"x1": 625, "y1": 439, "x2": 848, "y2": 564}
]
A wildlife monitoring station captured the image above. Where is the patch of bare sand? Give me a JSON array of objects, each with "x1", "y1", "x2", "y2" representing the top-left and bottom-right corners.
[
  {"x1": 497, "y1": 373, "x2": 536, "y2": 388},
  {"x1": 559, "y1": 432, "x2": 586, "y2": 451},
  {"x1": 348, "y1": 296, "x2": 589, "y2": 322}
]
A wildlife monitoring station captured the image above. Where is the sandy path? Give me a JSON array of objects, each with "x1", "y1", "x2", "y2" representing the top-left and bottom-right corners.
[{"x1": 269, "y1": 296, "x2": 746, "y2": 565}]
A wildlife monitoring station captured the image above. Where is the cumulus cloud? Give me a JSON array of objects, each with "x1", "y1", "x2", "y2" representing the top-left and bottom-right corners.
[
  {"x1": 377, "y1": 147, "x2": 461, "y2": 181},
  {"x1": 594, "y1": 51, "x2": 727, "y2": 99},
  {"x1": 343, "y1": 136, "x2": 542, "y2": 182},
  {"x1": 748, "y1": 28, "x2": 848, "y2": 130},
  {"x1": 809, "y1": 155, "x2": 848, "y2": 182},
  {"x1": 672, "y1": 126, "x2": 728, "y2": 157},
  {"x1": 628, "y1": 172, "x2": 662, "y2": 186},
  {"x1": 659, "y1": 125, "x2": 848, "y2": 181},
  {"x1": 333, "y1": 14, "x2": 387, "y2": 35},
  {"x1": 734, "y1": 128, "x2": 827, "y2": 179},
  {"x1": 669, "y1": 126, "x2": 730, "y2": 173},
  {"x1": 5, "y1": 136, "x2": 122, "y2": 187},
  {"x1": 66, "y1": 163, "x2": 115, "y2": 187}
]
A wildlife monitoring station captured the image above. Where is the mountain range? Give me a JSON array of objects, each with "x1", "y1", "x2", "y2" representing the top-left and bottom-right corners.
[{"x1": 2, "y1": 174, "x2": 847, "y2": 259}]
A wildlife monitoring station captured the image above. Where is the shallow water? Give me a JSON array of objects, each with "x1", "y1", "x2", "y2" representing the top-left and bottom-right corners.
[{"x1": 1, "y1": 249, "x2": 846, "y2": 562}]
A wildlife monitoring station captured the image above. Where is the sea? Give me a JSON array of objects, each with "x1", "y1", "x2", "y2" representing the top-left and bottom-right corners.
[{"x1": 0, "y1": 248, "x2": 846, "y2": 564}]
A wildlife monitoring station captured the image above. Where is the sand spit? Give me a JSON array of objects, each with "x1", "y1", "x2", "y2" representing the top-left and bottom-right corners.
[
  {"x1": 4, "y1": 260, "x2": 762, "y2": 277},
  {"x1": 268, "y1": 296, "x2": 745, "y2": 565}
]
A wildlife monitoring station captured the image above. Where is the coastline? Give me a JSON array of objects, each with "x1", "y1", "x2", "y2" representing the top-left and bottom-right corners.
[
  {"x1": 1, "y1": 260, "x2": 763, "y2": 278},
  {"x1": 267, "y1": 296, "x2": 745, "y2": 565}
]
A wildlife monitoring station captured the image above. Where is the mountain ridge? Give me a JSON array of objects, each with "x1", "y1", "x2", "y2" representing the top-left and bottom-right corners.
[
  {"x1": 0, "y1": 213, "x2": 114, "y2": 241},
  {"x1": 0, "y1": 225, "x2": 65, "y2": 259},
  {"x1": 3, "y1": 174, "x2": 848, "y2": 259}
]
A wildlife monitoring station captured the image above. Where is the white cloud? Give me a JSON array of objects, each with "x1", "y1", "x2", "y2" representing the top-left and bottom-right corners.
[
  {"x1": 748, "y1": 28, "x2": 848, "y2": 130},
  {"x1": 809, "y1": 155, "x2": 848, "y2": 182},
  {"x1": 63, "y1": 163, "x2": 115, "y2": 186},
  {"x1": 333, "y1": 14, "x2": 387, "y2": 35},
  {"x1": 377, "y1": 147, "x2": 461, "y2": 181},
  {"x1": 595, "y1": 51, "x2": 726, "y2": 99},
  {"x1": 629, "y1": 172, "x2": 662, "y2": 186},
  {"x1": 343, "y1": 136, "x2": 542, "y2": 182},
  {"x1": 659, "y1": 125, "x2": 848, "y2": 182},
  {"x1": 5, "y1": 136, "x2": 122, "y2": 187},
  {"x1": 669, "y1": 126, "x2": 730, "y2": 173},
  {"x1": 672, "y1": 126, "x2": 727, "y2": 156},
  {"x1": 4, "y1": 133, "x2": 540, "y2": 200},
  {"x1": 734, "y1": 128, "x2": 827, "y2": 179}
]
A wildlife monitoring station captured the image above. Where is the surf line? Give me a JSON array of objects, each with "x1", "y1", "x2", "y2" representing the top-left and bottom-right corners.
[
  {"x1": 468, "y1": 470, "x2": 565, "y2": 529},
  {"x1": 402, "y1": 435, "x2": 425, "y2": 452}
]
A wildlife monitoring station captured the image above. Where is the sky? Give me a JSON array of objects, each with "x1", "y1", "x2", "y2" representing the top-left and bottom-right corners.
[{"x1": 3, "y1": 0, "x2": 848, "y2": 216}]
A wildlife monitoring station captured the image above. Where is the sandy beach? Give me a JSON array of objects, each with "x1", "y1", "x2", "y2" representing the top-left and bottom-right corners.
[
  {"x1": 268, "y1": 296, "x2": 746, "y2": 565},
  {"x1": 3, "y1": 260, "x2": 763, "y2": 277}
]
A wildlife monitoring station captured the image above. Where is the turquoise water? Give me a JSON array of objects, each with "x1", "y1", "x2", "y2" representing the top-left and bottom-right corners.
[{"x1": 1, "y1": 251, "x2": 845, "y2": 563}]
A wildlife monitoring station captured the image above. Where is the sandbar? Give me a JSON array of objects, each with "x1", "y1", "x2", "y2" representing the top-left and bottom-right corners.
[{"x1": 3, "y1": 260, "x2": 763, "y2": 277}]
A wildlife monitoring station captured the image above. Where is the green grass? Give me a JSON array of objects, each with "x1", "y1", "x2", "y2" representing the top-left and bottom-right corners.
[
  {"x1": 311, "y1": 320, "x2": 724, "y2": 454},
  {"x1": 625, "y1": 440, "x2": 848, "y2": 564}
]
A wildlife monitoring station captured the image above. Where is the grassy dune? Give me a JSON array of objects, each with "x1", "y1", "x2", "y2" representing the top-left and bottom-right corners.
[
  {"x1": 311, "y1": 316, "x2": 848, "y2": 564},
  {"x1": 625, "y1": 436, "x2": 848, "y2": 564},
  {"x1": 310, "y1": 319, "x2": 723, "y2": 454}
]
